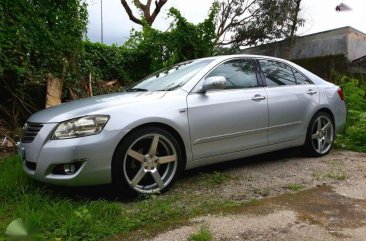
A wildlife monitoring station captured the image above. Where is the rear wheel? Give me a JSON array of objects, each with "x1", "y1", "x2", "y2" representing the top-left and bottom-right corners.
[
  {"x1": 304, "y1": 112, "x2": 334, "y2": 157},
  {"x1": 112, "y1": 127, "x2": 183, "y2": 196}
]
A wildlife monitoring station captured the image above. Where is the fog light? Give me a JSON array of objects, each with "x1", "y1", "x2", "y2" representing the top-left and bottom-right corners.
[
  {"x1": 51, "y1": 160, "x2": 85, "y2": 175},
  {"x1": 64, "y1": 163, "x2": 76, "y2": 175}
]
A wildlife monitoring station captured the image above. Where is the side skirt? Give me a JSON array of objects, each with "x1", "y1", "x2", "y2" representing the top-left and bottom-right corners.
[{"x1": 185, "y1": 137, "x2": 305, "y2": 170}]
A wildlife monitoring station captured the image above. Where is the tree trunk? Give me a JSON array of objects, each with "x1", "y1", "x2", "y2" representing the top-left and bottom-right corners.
[
  {"x1": 45, "y1": 76, "x2": 63, "y2": 108},
  {"x1": 287, "y1": 0, "x2": 302, "y2": 60}
]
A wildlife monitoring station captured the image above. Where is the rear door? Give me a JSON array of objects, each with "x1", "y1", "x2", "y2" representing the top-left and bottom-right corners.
[
  {"x1": 258, "y1": 59, "x2": 319, "y2": 145},
  {"x1": 187, "y1": 58, "x2": 268, "y2": 160}
]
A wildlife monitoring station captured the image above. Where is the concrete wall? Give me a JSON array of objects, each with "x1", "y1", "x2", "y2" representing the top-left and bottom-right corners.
[
  {"x1": 292, "y1": 28, "x2": 347, "y2": 60},
  {"x1": 347, "y1": 29, "x2": 366, "y2": 61},
  {"x1": 242, "y1": 26, "x2": 366, "y2": 62}
]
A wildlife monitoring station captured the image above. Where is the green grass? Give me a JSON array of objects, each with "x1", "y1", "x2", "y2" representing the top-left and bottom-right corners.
[
  {"x1": 187, "y1": 226, "x2": 213, "y2": 241},
  {"x1": 0, "y1": 155, "x2": 243, "y2": 241},
  {"x1": 287, "y1": 183, "x2": 305, "y2": 192}
]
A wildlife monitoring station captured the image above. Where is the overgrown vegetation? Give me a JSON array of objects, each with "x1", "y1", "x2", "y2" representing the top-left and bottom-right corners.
[
  {"x1": 0, "y1": 2, "x2": 219, "y2": 129},
  {"x1": 334, "y1": 75, "x2": 366, "y2": 152},
  {"x1": 0, "y1": 0, "x2": 88, "y2": 128}
]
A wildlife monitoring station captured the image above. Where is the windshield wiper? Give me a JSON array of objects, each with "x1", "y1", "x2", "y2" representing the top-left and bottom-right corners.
[{"x1": 125, "y1": 88, "x2": 149, "y2": 92}]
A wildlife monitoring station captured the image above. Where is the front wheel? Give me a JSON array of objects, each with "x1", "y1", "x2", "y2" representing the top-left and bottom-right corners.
[
  {"x1": 304, "y1": 112, "x2": 334, "y2": 157},
  {"x1": 112, "y1": 127, "x2": 183, "y2": 196}
]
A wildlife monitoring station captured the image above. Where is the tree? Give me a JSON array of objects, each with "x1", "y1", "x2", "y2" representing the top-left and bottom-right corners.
[
  {"x1": 120, "y1": 0, "x2": 168, "y2": 26},
  {"x1": 214, "y1": 0, "x2": 304, "y2": 48}
]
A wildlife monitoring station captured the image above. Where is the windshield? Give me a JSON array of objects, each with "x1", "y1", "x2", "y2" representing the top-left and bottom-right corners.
[{"x1": 129, "y1": 59, "x2": 213, "y2": 91}]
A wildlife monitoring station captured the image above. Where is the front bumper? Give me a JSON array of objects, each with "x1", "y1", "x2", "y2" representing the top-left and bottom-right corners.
[{"x1": 17, "y1": 123, "x2": 126, "y2": 186}]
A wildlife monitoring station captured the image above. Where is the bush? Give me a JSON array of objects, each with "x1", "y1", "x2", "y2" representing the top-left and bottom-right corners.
[
  {"x1": 334, "y1": 75, "x2": 366, "y2": 152},
  {"x1": 336, "y1": 75, "x2": 366, "y2": 111}
]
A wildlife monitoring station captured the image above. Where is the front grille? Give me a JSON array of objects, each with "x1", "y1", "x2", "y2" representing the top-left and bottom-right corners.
[{"x1": 21, "y1": 122, "x2": 43, "y2": 143}]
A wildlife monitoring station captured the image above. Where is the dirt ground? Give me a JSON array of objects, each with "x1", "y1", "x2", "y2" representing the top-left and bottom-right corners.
[{"x1": 147, "y1": 149, "x2": 366, "y2": 241}]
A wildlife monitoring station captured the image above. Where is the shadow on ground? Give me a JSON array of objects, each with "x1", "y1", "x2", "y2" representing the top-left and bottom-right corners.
[{"x1": 32, "y1": 147, "x2": 305, "y2": 202}]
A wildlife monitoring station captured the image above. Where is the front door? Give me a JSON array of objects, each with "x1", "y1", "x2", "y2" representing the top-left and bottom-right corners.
[{"x1": 187, "y1": 58, "x2": 268, "y2": 160}]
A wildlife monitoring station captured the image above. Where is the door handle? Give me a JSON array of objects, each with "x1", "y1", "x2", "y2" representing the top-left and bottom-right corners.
[
  {"x1": 252, "y1": 94, "x2": 266, "y2": 101},
  {"x1": 307, "y1": 89, "x2": 317, "y2": 95}
]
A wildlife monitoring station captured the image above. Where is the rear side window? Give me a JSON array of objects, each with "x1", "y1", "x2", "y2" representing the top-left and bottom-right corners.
[
  {"x1": 207, "y1": 59, "x2": 258, "y2": 89},
  {"x1": 259, "y1": 60, "x2": 296, "y2": 86},
  {"x1": 293, "y1": 70, "x2": 313, "y2": 85}
]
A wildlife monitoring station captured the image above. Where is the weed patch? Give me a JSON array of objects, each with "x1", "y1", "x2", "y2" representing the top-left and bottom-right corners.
[
  {"x1": 188, "y1": 226, "x2": 213, "y2": 241},
  {"x1": 201, "y1": 171, "x2": 230, "y2": 186},
  {"x1": 312, "y1": 160, "x2": 348, "y2": 181},
  {"x1": 287, "y1": 183, "x2": 305, "y2": 192}
]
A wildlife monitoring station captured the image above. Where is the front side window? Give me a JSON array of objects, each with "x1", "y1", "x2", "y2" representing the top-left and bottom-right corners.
[
  {"x1": 207, "y1": 59, "x2": 258, "y2": 89},
  {"x1": 259, "y1": 60, "x2": 297, "y2": 86}
]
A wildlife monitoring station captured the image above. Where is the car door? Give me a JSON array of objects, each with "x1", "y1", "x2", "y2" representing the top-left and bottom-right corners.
[
  {"x1": 258, "y1": 59, "x2": 320, "y2": 145},
  {"x1": 187, "y1": 58, "x2": 268, "y2": 160}
]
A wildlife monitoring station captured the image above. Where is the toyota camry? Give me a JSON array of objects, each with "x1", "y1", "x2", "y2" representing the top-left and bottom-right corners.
[{"x1": 17, "y1": 55, "x2": 347, "y2": 196}]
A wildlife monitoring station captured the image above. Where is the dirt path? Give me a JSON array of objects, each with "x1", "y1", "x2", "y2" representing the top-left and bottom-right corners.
[{"x1": 146, "y1": 150, "x2": 366, "y2": 241}]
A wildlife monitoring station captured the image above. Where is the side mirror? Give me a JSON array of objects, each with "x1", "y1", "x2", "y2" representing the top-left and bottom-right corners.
[{"x1": 201, "y1": 76, "x2": 226, "y2": 92}]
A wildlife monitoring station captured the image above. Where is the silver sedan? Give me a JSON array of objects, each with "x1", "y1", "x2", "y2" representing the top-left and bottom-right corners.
[{"x1": 17, "y1": 55, "x2": 347, "y2": 196}]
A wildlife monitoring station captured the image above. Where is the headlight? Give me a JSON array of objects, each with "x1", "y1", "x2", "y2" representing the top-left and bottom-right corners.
[{"x1": 52, "y1": 115, "x2": 109, "y2": 140}]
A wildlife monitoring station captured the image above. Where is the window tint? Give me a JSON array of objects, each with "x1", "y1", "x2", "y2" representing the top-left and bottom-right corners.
[
  {"x1": 259, "y1": 60, "x2": 296, "y2": 86},
  {"x1": 207, "y1": 59, "x2": 258, "y2": 89},
  {"x1": 294, "y1": 70, "x2": 313, "y2": 85}
]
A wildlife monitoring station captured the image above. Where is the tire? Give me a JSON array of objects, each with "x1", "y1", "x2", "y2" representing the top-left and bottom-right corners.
[
  {"x1": 304, "y1": 111, "x2": 335, "y2": 157},
  {"x1": 112, "y1": 127, "x2": 184, "y2": 197}
]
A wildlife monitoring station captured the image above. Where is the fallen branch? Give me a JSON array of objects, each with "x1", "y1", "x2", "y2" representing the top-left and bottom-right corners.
[{"x1": 0, "y1": 129, "x2": 16, "y2": 145}]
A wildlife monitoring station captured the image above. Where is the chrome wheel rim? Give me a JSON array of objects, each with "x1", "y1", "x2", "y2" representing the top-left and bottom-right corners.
[
  {"x1": 311, "y1": 116, "x2": 334, "y2": 154},
  {"x1": 123, "y1": 133, "x2": 178, "y2": 194}
]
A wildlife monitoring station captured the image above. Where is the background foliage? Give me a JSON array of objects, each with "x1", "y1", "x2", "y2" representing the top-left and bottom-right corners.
[
  {"x1": 0, "y1": 1, "x2": 220, "y2": 129},
  {"x1": 66, "y1": 5, "x2": 219, "y2": 100},
  {"x1": 0, "y1": 0, "x2": 88, "y2": 128}
]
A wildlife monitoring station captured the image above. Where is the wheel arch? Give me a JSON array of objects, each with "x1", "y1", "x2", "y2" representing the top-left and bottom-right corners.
[
  {"x1": 112, "y1": 122, "x2": 187, "y2": 169},
  {"x1": 313, "y1": 107, "x2": 335, "y2": 125}
]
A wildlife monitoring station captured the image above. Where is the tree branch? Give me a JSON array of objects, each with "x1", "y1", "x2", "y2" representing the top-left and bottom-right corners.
[
  {"x1": 148, "y1": 0, "x2": 168, "y2": 25},
  {"x1": 120, "y1": 0, "x2": 168, "y2": 26},
  {"x1": 133, "y1": 0, "x2": 146, "y2": 9},
  {"x1": 120, "y1": 0, "x2": 143, "y2": 25}
]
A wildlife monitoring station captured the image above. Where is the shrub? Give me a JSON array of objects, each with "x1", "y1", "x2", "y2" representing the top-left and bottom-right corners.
[{"x1": 334, "y1": 75, "x2": 366, "y2": 152}]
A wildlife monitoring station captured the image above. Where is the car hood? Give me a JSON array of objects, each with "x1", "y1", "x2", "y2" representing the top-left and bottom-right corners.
[{"x1": 28, "y1": 91, "x2": 168, "y2": 123}]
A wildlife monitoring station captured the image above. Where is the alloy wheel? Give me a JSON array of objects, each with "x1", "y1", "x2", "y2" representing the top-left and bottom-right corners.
[
  {"x1": 123, "y1": 133, "x2": 178, "y2": 194},
  {"x1": 311, "y1": 116, "x2": 334, "y2": 155}
]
